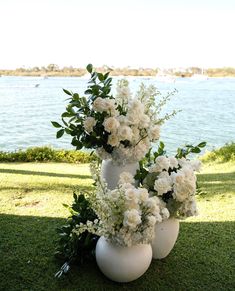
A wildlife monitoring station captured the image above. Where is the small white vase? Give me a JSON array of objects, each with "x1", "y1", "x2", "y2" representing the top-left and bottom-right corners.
[
  {"x1": 101, "y1": 159, "x2": 139, "y2": 190},
  {"x1": 96, "y1": 236, "x2": 152, "y2": 283},
  {"x1": 151, "y1": 218, "x2": 179, "y2": 259}
]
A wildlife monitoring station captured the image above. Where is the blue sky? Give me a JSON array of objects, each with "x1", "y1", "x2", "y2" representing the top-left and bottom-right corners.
[{"x1": 0, "y1": 0, "x2": 235, "y2": 69}]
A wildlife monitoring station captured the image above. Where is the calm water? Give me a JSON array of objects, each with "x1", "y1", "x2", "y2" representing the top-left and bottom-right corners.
[{"x1": 0, "y1": 76, "x2": 234, "y2": 154}]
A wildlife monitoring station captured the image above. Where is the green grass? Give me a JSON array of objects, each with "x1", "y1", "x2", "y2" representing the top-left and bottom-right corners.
[{"x1": 0, "y1": 162, "x2": 234, "y2": 290}]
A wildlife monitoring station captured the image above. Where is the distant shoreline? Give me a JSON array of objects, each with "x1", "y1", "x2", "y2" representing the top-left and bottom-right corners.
[{"x1": 1, "y1": 66, "x2": 235, "y2": 78}]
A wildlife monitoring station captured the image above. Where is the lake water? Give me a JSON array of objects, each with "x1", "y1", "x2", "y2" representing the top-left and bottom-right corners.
[{"x1": 0, "y1": 76, "x2": 234, "y2": 154}]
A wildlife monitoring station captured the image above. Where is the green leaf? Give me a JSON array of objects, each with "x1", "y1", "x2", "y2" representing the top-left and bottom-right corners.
[
  {"x1": 63, "y1": 89, "x2": 72, "y2": 96},
  {"x1": 191, "y1": 147, "x2": 201, "y2": 153},
  {"x1": 51, "y1": 121, "x2": 62, "y2": 128},
  {"x1": 159, "y1": 141, "x2": 165, "y2": 149},
  {"x1": 198, "y1": 141, "x2": 207, "y2": 148},
  {"x1": 61, "y1": 112, "x2": 72, "y2": 118},
  {"x1": 86, "y1": 64, "x2": 93, "y2": 74},
  {"x1": 97, "y1": 73, "x2": 104, "y2": 82},
  {"x1": 56, "y1": 129, "x2": 65, "y2": 139}
]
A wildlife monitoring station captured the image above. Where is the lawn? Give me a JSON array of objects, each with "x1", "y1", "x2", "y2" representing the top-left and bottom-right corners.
[{"x1": 0, "y1": 161, "x2": 234, "y2": 290}]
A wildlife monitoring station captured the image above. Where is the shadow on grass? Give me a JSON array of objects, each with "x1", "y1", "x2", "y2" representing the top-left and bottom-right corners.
[
  {"x1": 0, "y1": 184, "x2": 93, "y2": 193},
  {"x1": 198, "y1": 171, "x2": 235, "y2": 196},
  {"x1": 0, "y1": 214, "x2": 234, "y2": 291},
  {"x1": 0, "y1": 168, "x2": 92, "y2": 179}
]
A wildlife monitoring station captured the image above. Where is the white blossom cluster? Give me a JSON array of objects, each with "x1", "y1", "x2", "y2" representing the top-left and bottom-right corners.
[
  {"x1": 146, "y1": 156, "x2": 202, "y2": 218},
  {"x1": 83, "y1": 80, "x2": 164, "y2": 164},
  {"x1": 74, "y1": 166, "x2": 169, "y2": 247}
]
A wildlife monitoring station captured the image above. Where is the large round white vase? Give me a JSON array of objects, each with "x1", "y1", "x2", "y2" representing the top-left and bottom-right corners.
[
  {"x1": 151, "y1": 218, "x2": 179, "y2": 259},
  {"x1": 101, "y1": 159, "x2": 139, "y2": 190},
  {"x1": 96, "y1": 236, "x2": 152, "y2": 283}
]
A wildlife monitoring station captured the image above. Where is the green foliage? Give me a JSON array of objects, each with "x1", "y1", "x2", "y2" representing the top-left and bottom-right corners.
[
  {"x1": 55, "y1": 193, "x2": 99, "y2": 278},
  {"x1": 0, "y1": 146, "x2": 97, "y2": 163},
  {"x1": 176, "y1": 141, "x2": 206, "y2": 159},
  {"x1": 201, "y1": 142, "x2": 235, "y2": 163},
  {"x1": 52, "y1": 64, "x2": 114, "y2": 153}
]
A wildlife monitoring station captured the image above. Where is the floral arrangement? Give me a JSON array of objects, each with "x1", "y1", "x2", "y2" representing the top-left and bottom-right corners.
[
  {"x1": 136, "y1": 142, "x2": 206, "y2": 219},
  {"x1": 73, "y1": 162, "x2": 170, "y2": 247},
  {"x1": 53, "y1": 64, "x2": 207, "y2": 280},
  {"x1": 52, "y1": 64, "x2": 177, "y2": 164}
]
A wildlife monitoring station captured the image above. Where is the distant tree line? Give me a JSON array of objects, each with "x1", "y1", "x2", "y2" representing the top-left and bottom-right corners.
[{"x1": 0, "y1": 64, "x2": 235, "y2": 77}]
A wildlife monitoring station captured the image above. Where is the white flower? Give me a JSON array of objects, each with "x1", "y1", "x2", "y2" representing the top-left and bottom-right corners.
[
  {"x1": 103, "y1": 99, "x2": 117, "y2": 116},
  {"x1": 161, "y1": 208, "x2": 170, "y2": 220},
  {"x1": 123, "y1": 209, "x2": 141, "y2": 229},
  {"x1": 118, "y1": 172, "x2": 135, "y2": 185},
  {"x1": 138, "y1": 188, "x2": 149, "y2": 202},
  {"x1": 147, "y1": 215, "x2": 157, "y2": 226},
  {"x1": 117, "y1": 125, "x2": 133, "y2": 141},
  {"x1": 107, "y1": 134, "x2": 119, "y2": 147},
  {"x1": 138, "y1": 114, "x2": 150, "y2": 129},
  {"x1": 149, "y1": 156, "x2": 171, "y2": 173},
  {"x1": 144, "y1": 197, "x2": 160, "y2": 215},
  {"x1": 93, "y1": 97, "x2": 106, "y2": 112},
  {"x1": 172, "y1": 169, "x2": 196, "y2": 202},
  {"x1": 149, "y1": 125, "x2": 160, "y2": 140},
  {"x1": 83, "y1": 117, "x2": 96, "y2": 133},
  {"x1": 169, "y1": 157, "x2": 178, "y2": 169},
  {"x1": 125, "y1": 188, "x2": 139, "y2": 204},
  {"x1": 154, "y1": 172, "x2": 172, "y2": 195},
  {"x1": 103, "y1": 117, "x2": 120, "y2": 133},
  {"x1": 109, "y1": 189, "x2": 120, "y2": 201},
  {"x1": 129, "y1": 100, "x2": 145, "y2": 115}
]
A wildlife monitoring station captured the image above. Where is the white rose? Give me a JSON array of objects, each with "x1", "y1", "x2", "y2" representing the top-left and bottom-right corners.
[
  {"x1": 154, "y1": 173, "x2": 172, "y2": 196},
  {"x1": 138, "y1": 188, "x2": 149, "y2": 202},
  {"x1": 107, "y1": 134, "x2": 119, "y2": 147},
  {"x1": 93, "y1": 97, "x2": 105, "y2": 112},
  {"x1": 125, "y1": 188, "x2": 139, "y2": 204},
  {"x1": 154, "y1": 156, "x2": 170, "y2": 172},
  {"x1": 103, "y1": 117, "x2": 120, "y2": 133},
  {"x1": 103, "y1": 99, "x2": 117, "y2": 116},
  {"x1": 169, "y1": 157, "x2": 178, "y2": 169},
  {"x1": 117, "y1": 125, "x2": 133, "y2": 141},
  {"x1": 123, "y1": 209, "x2": 141, "y2": 229},
  {"x1": 83, "y1": 117, "x2": 96, "y2": 133},
  {"x1": 173, "y1": 171, "x2": 196, "y2": 202}
]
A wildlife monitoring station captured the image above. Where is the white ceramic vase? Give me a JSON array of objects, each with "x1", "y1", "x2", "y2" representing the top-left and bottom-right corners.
[
  {"x1": 96, "y1": 236, "x2": 152, "y2": 283},
  {"x1": 151, "y1": 218, "x2": 179, "y2": 259},
  {"x1": 101, "y1": 159, "x2": 139, "y2": 190}
]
